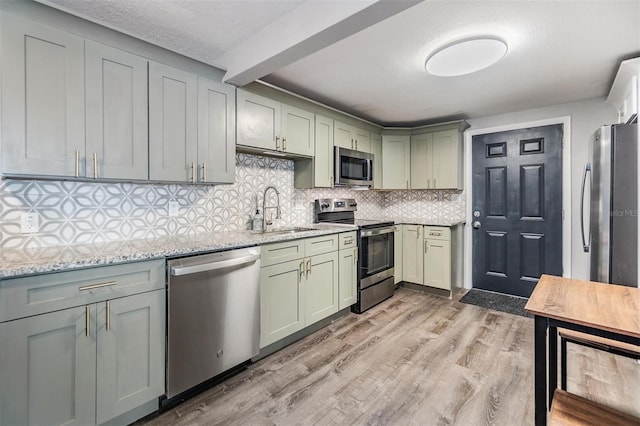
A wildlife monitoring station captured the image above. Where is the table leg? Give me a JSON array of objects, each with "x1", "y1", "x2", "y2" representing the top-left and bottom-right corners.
[
  {"x1": 534, "y1": 315, "x2": 547, "y2": 426},
  {"x1": 548, "y1": 326, "x2": 558, "y2": 408}
]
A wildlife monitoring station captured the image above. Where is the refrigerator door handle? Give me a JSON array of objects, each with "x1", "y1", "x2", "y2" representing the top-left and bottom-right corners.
[{"x1": 580, "y1": 163, "x2": 592, "y2": 252}]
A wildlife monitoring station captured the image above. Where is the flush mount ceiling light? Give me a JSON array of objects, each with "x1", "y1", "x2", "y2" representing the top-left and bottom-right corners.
[{"x1": 425, "y1": 36, "x2": 508, "y2": 77}]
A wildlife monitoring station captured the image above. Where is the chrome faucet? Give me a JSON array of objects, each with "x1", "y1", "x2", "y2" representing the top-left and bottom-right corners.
[{"x1": 262, "y1": 186, "x2": 281, "y2": 231}]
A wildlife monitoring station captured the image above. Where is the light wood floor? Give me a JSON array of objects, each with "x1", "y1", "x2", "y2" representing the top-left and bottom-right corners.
[{"x1": 141, "y1": 287, "x2": 640, "y2": 426}]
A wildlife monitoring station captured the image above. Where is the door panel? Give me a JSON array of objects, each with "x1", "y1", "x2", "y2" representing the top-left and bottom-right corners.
[
  {"x1": 149, "y1": 61, "x2": 198, "y2": 182},
  {"x1": 0, "y1": 307, "x2": 96, "y2": 426},
  {"x1": 305, "y1": 252, "x2": 339, "y2": 325},
  {"x1": 1, "y1": 15, "x2": 85, "y2": 177},
  {"x1": 472, "y1": 124, "x2": 563, "y2": 296},
  {"x1": 86, "y1": 40, "x2": 148, "y2": 180},
  {"x1": 96, "y1": 291, "x2": 165, "y2": 424}
]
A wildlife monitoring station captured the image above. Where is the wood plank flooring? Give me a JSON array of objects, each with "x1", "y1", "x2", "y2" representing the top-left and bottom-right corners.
[{"x1": 141, "y1": 287, "x2": 640, "y2": 426}]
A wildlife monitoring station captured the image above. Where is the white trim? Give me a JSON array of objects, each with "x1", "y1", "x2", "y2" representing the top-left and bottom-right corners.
[{"x1": 463, "y1": 116, "x2": 572, "y2": 289}]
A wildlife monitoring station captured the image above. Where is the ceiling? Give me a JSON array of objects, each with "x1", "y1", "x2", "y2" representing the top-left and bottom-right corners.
[{"x1": 36, "y1": 0, "x2": 640, "y2": 127}]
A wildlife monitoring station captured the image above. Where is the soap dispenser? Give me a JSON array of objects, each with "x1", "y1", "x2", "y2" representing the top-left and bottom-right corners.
[{"x1": 252, "y1": 208, "x2": 263, "y2": 231}]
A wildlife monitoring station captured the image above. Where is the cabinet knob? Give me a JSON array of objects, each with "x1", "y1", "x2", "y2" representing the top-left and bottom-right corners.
[{"x1": 472, "y1": 221, "x2": 482, "y2": 229}]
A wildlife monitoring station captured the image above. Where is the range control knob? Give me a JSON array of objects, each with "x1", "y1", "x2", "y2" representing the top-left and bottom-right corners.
[
  {"x1": 321, "y1": 203, "x2": 330, "y2": 209},
  {"x1": 350, "y1": 202, "x2": 357, "y2": 207}
]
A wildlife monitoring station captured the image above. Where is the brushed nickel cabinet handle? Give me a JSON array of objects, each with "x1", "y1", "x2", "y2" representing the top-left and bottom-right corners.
[
  {"x1": 354, "y1": 248, "x2": 357, "y2": 264},
  {"x1": 201, "y1": 162, "x2": 206, "y2": 182},
  {"x1": 427, "y1": 178, "x2": 430, "y2": 189},
  {"x1": 424, "y1": 240, "x2": 428, "y2": 253},
  {"x1": 79, "y1": 280, "x2": 117, "y2": 291},
  {"x1": 306, "y1": 259, "x2": 311, "y2": 277},
  {"x1": 106, "y1": 301, "x2": 110, "y2": 332},
  {"x1": 75, "y1": 150, "x2": 80, "y2": 178},
  {"x1": 417, "y1": 227, "x2": 421, "y2": 239},
  {"x1": 433, "y1": 178, "x2": 436, "y2": 188},
  {"x1": 93, "y1": 153, "x2": 98, "y2": 179},
  {"x1": 190, "y1": 162, "x2": 196, "y2": 183},
  {"x1": 355, "y1": 139, "x2": 358, "y2": 150},
  {"x1": 85, "y1": 305, "x2": 90, "y2": 337},
  {"x1": 275, "y1": 136, "x2": 280, "y2": 150},
  {"x1": 283, "y1": 137, "x2": 287, "y2": 151},
  {"x1": 300, "y1": 260, "x2": 305, "y2": 280},
  {"x1": 351, "y1": 139, "x2": 354, "y2": 149}
]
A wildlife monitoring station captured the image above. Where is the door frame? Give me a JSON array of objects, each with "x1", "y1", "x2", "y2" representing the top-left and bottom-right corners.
[{"x1": 463, "y1": 116, "x2": 572, "y2": 289}]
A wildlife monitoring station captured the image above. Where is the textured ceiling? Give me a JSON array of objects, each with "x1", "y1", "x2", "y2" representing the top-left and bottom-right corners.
[{"x1": 37, "y1": 0, "x2": 640, "y2": 126}]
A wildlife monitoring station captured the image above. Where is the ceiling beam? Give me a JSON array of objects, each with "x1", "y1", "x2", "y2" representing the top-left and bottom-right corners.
[{"x1": 217, "y1": 0, "x2": 423, "y2": 86}]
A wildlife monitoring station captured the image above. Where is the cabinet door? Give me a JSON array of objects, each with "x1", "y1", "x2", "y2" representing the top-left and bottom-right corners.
[
  {"x1": 424, "y1": 239, "x2": 451, "y2": 290},
  {"x1": 282, "y1": 104, "x2": 314, "y2": 156},
  {"x1": 197, "y1": 77, "x2": 236, "y2": 184},
  {"x1": 1, "y1": 15, "x2": 85, "y2": 177},
  {"x1": 236, "y1": 90, "x2": 280, "y2": 151},
  {"x1": 314, "y1": 115, "x2": 334, "y2": 187},
  {"x1": 382, "y1": 135, "x2": 411, "y2": 189},
  {"x1": 96, "y1": 290, "x2": 165, "y2": 424},
  {"x1": 334, "y1": 121, "x2": 353, "y2": 149},
  {"x1": 0, "y1": 307, "x2": 96, "y2": 426},
  {"x1": 402, "y1": 225, "x2": 423, "y2": 284},
  {"x1": 260, "y1": 260, "x2": 305, "y2": 348},
  {"x1": 85, "y1": 40, "x2": 148, "y2": 180},
  {"x1": 353, "y1": 127, "x2": 370, "y2": 153},
  {"x1": 410, "y1": 133, "x2": 433, "y2": 189},
  {"x1": 432, "y1": 129, "x2": 461, "y2": 189},
  {"x1": 149, "y1": 61, "x2": 198, "y2": 182},
  {"x1": 305, "y1": 252, "x2": 339, "y2": 326},
  {"x1": 370, "y1": 133, "x2": 383, "y2": 189},
  {"x1": 339, "y1": 248, "x2": 358, "y2": 309},
  {"x1": 394, "y1": 226, "x2": 403, "y2": 284}
]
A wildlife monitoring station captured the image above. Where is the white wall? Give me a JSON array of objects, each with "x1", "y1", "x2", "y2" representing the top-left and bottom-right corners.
[{"x1": 466, "y1": 97, "x2": 618, "y2": 281}]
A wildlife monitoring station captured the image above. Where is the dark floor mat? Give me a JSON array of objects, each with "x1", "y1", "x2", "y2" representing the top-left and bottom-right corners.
[{"x1": 459, "y1": 289, "x2": 533, "y2": 318}]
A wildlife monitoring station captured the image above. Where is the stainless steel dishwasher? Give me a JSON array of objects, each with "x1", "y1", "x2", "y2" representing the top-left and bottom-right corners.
[{"x1": 166, "y1": 246, "x2": 261, "y2": 399}]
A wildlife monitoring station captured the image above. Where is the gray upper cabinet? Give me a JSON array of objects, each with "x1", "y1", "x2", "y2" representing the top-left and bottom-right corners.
[
  {"x1": 334, "y1": 121, "x2": 370, "y2": 153},
  {"x1": 370, "y1": 132, "x2": 383, "y2": 189},
  {"x1": 197, "y1": 76, "x2": 236, "y2": 184},
  {"x1": 1, "y1": 14, "x2": 85, "y2": 177},
  {"x1": 382, "y1": 134, "x2": 411, "y2": 189},
  {"x1": 411, "y1": 128, "x2": 462, "y2": 189},
  {"x1": 237, "y1": 89, "x2": 314, "y2": 157},
  {"x1": 149, "y1": 61, "x2": 198, "y2": 182},
  {"x1": 85, "y1": 40, "x2": 149, "y2": 180},
  {"x1": 237, "y1": 90, "x2": 281, "y2": 152}
]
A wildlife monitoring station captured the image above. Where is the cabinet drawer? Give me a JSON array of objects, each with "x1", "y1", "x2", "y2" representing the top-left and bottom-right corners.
[
  {"x1": 0, "y1": 260, "x2": 164, "y2": 322},
  {"x1": 423, "y1": 226, "x2": 450, "y2": 241},
  {"x1": 261, "y1": 240, "x2": 305, "y2": 267},
  {"x1": 339, "y1": 232, "x2": 357, "y2": 249},
  {"x1": 305, "y1": 234, "x2": 339, "y2": 257}
]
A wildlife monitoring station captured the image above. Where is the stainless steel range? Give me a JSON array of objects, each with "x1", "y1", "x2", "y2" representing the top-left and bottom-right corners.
[{"x1": 315, "y1": 198, "x2": 395, "y2": 313}]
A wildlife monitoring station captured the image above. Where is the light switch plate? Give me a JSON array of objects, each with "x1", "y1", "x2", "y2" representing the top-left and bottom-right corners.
[{"x1": 21, "y1": 213, "x2": 39, "y2": 233}]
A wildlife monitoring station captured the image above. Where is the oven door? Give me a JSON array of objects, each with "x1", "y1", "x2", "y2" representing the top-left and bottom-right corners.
[
  {"x1": 359, "y1": 226, "x2": 395, "y2": 289},
  {"x1": 334, "y1": 147, "x2": 373, "y2": 186}
]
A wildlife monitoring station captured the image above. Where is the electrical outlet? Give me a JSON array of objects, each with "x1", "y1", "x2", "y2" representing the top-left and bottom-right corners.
[
  {"x1": 21, "y1": 213, "x2": 39, "y2": 234},
  {"x1": 168, "y1": 201, "x2": 179, "y2": 217}
]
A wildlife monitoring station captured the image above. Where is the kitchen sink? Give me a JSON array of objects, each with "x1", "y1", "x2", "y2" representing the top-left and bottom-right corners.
[{"x1": 251, "y1": 227, "x2": 316, "y2": 235}]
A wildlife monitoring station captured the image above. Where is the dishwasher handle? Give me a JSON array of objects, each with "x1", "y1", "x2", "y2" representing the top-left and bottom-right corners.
[{"x1": 170, "y1": 253, "x2": 260, "y2": 276}]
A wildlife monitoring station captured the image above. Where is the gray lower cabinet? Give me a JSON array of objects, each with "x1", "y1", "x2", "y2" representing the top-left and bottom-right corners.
[
  {"x1": 0, "y1": 260, "x2": 165, "y2": 426},
  {"x1": 402, "y1": 224, "x2": 424, "y2": 284},
  {"x1": 338, "y1": 232, "x2": 358, "y2": 309},
  {"x1": 260, "y1": 235, "x2": 341, "y2": 348}
]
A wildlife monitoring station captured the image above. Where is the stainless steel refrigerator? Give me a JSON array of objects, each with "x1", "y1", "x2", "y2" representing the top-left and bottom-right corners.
[{"x1": 581, "y1": 123, "x2": 637, "y2": 286}]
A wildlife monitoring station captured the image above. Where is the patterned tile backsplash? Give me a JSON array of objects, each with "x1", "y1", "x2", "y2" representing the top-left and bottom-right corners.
[{"x1": 0, "y1": 154, "x2": 465, "y2": 248}]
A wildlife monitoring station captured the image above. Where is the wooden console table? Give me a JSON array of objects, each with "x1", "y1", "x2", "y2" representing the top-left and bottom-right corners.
[{"x1": 524, "y1": 274, "x2": 640, "y2": 426}]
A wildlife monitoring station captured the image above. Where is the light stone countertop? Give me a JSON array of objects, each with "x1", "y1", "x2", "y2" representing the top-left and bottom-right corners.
[{"x1": 0, "y1": 224, "x2": 357, "y2": 279}]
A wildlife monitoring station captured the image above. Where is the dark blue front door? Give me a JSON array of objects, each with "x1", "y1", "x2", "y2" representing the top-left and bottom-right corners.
[{"x1": 472, "y1": 124, "x2": 563, "y2": 297}]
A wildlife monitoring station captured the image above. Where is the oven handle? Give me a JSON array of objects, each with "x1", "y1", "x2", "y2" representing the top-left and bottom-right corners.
[{"x1": 360, "y1": 226, "x2": 396, "y2": 237}]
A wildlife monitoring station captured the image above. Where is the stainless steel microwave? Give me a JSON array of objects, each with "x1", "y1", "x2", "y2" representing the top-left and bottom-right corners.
[{"x1": 334, "y1": 146, "x2": 374, "y2": 187}]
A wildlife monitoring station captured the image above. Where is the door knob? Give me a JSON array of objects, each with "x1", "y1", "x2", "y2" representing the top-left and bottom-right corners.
[{"x1": 472, "y1": 221, "x2": 482, "y2": 229}]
